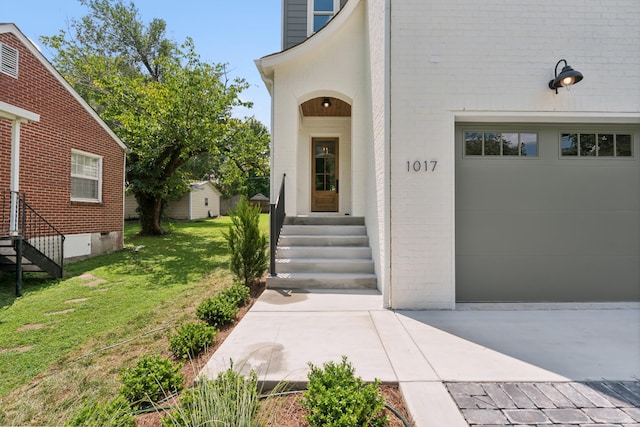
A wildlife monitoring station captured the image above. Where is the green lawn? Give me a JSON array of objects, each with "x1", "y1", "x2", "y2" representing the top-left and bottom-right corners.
[{"x1": 0, "y1": 215, "x2": 268, "y2": 425}]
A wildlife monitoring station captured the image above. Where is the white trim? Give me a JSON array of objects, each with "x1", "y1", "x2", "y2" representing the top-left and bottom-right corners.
[
  {"x1": 307, "y1": 0, "x2": 342, "y2": 37},
  {"x1": 256, "y1": 0, "x2": 361, "y2": 79},
  {"x1": 453, "y1": 110, "x2": 640, "y2": 124},
  {"x1": 0, "y1": 23, "x2": 127, "y2": 151},
  {"x1": 0, "y1": 100, "x2": 40, "y2": 123},
  {"x1": 71, "y1": 149, "x2": 103, "y2": 203}
]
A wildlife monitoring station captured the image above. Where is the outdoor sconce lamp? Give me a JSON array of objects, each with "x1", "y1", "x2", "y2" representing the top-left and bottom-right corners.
[
  {"x1": 322, "y1": 97, "x2": 332, "y2": 108},
  {"x1": 548, "y1": 59, "x2": 583, "y2": 93}
]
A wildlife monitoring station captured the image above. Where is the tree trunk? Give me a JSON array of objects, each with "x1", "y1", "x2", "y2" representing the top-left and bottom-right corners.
[{"x1": 136, "y1": 193, "x2": 165, "y2": 235}]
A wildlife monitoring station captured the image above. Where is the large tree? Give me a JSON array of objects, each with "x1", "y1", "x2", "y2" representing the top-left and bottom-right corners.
[
  {"x1": 42, "y1": 0, "x2": 250, "y2": 234},
  {"x1": 184, "y1": 117, "x2": 270, "y2": 198}
]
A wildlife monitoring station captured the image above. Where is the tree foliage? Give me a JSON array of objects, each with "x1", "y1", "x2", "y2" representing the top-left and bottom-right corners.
[
  {"x1": 183, "y1": 117, "x2": 270, "y2": 198},
  {"x1": 41, "y1": 0, "x2": 266, "y2": 234}
]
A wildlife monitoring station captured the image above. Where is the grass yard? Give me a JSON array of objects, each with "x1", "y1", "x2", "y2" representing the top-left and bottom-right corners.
[{"x1": 0, "y1": 215, "x2": 268, "y2": 426}]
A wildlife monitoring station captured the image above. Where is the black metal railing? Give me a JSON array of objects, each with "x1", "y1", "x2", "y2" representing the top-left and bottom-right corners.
[
  {"x1": 1, "y1": 190, "x2": 65, "y2": 269},
  {"x1": 269, "y1": 174, "x2": 286, "y2": 276}
]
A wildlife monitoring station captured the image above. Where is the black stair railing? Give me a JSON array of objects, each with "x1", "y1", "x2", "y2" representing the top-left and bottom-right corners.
[
  {"x1": 269, "y1": 174, "x2": 286, "y2": 276},
  {"x1": 1, "y1": 190, "x2": 65, "y2": 272}
]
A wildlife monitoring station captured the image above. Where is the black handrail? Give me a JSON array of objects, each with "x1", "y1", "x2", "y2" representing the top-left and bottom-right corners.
[
  {"x1": 1, "y1": 190, "x2": 65, "y2": 269},
  {"x1": 269, "y1": 174, "x2": 286, "y2": 276}
]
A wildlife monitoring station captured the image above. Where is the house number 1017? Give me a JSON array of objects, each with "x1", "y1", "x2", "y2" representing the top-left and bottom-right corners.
[{"x1": 407, "y1": 160, "x2": 438, "y2": 172}]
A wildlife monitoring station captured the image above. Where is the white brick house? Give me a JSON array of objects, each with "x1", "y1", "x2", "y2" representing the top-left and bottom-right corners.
[{"x1": 256, "y1": 0, "x2": 640, "y2": 309}]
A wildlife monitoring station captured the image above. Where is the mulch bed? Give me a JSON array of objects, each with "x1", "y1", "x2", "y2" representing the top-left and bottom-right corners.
[{"x1": 136, "y1": 280, "x2": 414, "y2": 426}]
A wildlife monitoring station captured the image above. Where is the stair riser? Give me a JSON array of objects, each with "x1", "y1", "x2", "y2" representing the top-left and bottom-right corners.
[
  {"x1": 281, "y1": 225, "x2": 366, "y2": 236},
  {"x1": 285, "y1": 217, "x2": 365, "y2": 226},
  {"x1": 266, "y1": 277, "x2": 377, "y2": 289},
  {"x1": 276, "y1": 261, "x2": 374, "y2": 274},
  {"x1": 279, "y1": 236, "x2": 369, "y2": 247},
  {"x1": 276, "y1": 247, "x2": 372, "y2": 259}
]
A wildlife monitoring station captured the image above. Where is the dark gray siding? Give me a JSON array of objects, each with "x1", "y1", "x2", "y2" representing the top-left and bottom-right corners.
[
  {"x1": 455, "y1": 124, "x2": 640, "y2": 302},
  {"x1": 282, "y1": 0, "x2": 349, "y2": 49},
  {"x1": 283, "y1": 0, "x2": 307, "y2": 49}
]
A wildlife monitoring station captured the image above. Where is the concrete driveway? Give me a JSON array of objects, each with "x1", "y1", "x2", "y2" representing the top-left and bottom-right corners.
[{"x1": 199, "y1": 290, "x2": 640, "y2": 426}]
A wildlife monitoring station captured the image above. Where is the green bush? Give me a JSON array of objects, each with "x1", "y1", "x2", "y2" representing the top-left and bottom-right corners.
[
  {"x1": 169, "y1": 322, "x2": 217, "y2": 360},
  {"x1": 119, "y1": 354, "x2": 184, "y2": 409},
  {"x1": 196, "y1": 296, "x2": 239, "y2": 327},
  {"x1": 302, "y1": 356, "x2": 388, "y2": 427},
  {"x1": 223, "y1": 198, "x2": 268, "y2": 286},
  {"x1": 65, "y1": 395, "x2": 135, "y2": 427},
  {"x1": 162, "y1": 368, "x2": 259, "y2": 427},
  {"x1": 219, "y1": 283, "x2": 251, "y2": 307}
]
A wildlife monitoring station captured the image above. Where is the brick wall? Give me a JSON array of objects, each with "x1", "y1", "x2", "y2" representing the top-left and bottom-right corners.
[{"x1": 0, "y1": 31, "x2": 125, "y2": 252}]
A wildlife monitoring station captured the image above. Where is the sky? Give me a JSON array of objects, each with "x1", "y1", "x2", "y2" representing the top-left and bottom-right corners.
[{"x1": 3, "y1": 0, "x2": 281, "y2": 128}]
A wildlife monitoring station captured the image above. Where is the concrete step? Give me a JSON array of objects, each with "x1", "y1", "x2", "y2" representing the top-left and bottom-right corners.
[
  {"x1": 276, "y1": 246, "x2": 372, "y2": 259},
  {"x1": 266, "y1": 272, "x2": 377, "y2": 289},
  {"x1": 285, "y1": 216, "x2": 364, "y2": 226},
  {"x1": 279, "y1": 235, "x2": 369, "y2": 247},
  {"x1": 275, "y1": 258, "x2": 374, "y2": 274},
  {"x1": 281, "y1": 224, "x2": 367, "y2": 236}
]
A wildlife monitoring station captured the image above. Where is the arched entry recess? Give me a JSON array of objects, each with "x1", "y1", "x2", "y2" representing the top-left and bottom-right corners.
[{"x1": 298, "y1": 96, "x2": 352, "y2": 214}]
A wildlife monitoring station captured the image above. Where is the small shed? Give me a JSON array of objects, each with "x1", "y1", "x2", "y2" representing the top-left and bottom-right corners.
[
  {"x1": 165, "y1": 181, "x2": 221, "y2": 220},
  {"x1": 124, "y1": 182, "x2": 221, "y2": 220},
  {"x1": 250, "y1": 193, "x2": 270, "y2": 213}
]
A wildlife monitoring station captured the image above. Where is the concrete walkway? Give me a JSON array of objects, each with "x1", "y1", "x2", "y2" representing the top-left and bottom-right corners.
[{"x1": 199, "y1": 289, "x2": 640, "y2": 426}]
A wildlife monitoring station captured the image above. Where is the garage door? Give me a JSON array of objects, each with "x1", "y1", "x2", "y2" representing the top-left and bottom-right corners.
[{"x1": 455, "y1": 124, "x2": 640, "y2": 302}]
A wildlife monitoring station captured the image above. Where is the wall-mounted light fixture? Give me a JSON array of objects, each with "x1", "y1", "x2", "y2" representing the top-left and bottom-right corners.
[
  {"x1": 322, "y1": 97, "x2": 332, "y2": 108},
  {"x1": 548, "y1": 59, "x2": 583, "y2": 94}
]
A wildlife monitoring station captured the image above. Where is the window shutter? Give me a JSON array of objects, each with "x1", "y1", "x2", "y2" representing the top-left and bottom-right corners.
[{"x1": 0, "y1": 43, "x2": 19, "y2": 78}]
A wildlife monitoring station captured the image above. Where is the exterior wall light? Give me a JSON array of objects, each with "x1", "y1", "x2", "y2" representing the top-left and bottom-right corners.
[
  {"x1": 322, "y1": 97, "x2": 332, "y2": 108},
  {"x1": 548, "y1": 59, "x2": 583, "y2": 93}
]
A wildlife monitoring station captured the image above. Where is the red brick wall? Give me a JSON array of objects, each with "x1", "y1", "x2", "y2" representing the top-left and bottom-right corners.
[{"x1": 0, "y1": 31, "x2": 125, "y2": 239}]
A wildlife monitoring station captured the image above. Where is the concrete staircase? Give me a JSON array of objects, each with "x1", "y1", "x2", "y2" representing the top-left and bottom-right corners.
[{"x1": 267, "y1": 216, "x2": 377, "y2": 289}]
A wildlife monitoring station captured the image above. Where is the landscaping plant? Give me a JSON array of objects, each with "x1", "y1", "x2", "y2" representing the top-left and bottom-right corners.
[
  {"x1": 168, "y1": 322, "x2": 217, "y2": 360},
  {"x1": 196, "y1": 296, "x2": 239, "y2": 327},
  {"x1": 162, "y1": 367, "x2": 259, "y2": 427},
  {"x1": 65, "y1": 395, "x2": 135, "y2": 427},
  {"x1": 219, "y1": 282, "x2": 251, "y2": 307},
  {"x1": 302, "y1": 356, "x2": 388, "y2": 427},
  {"x1": 119, "y1": 354, "x2": 184, "y2": 409},
  {"x1": 223, "y1": 198, "x2": 268, "y2": 286}
]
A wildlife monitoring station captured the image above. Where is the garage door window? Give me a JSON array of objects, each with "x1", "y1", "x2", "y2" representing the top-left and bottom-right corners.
[
  {"x1": 464, "y1": 132, "x2": 538, "y2": 157},
  {"x1": 561, "y1": 133, "x2": 633, "y2": 157}
]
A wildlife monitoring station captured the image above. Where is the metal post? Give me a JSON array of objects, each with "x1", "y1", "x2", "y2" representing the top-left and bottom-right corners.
[
  {"x1": 270, "y1": 203, "x2": 276, "y2": 276},
  {"x1": 15, "y1": 237, "x2": 22, "y2": 297}
]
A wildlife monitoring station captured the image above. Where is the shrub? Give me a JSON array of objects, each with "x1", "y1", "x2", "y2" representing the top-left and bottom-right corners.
[
  {"x1": 302, "y1": 356, "x2": 388, "y2": 427},
  {"x1": 119, "y1": 354, "x2": 184, "y2": 409},
  {"x1": 169, "y1": 322, "x2": 217, "y2": 360},
  {"x1": 65, "y1": 395, "x2": 134, "y2": 427},
  {"x1": 219, "y1": 283, "x2": 251, "y2": 307},
  {"x1": 196, "y1": 296, "x2": 239, "y2": 327},
  {"x1": 223, "y1": 198, "x2": 268, "y2": 286},
  {"x1": 162, "y1": 367, "x2": 259, "y2": 427}
]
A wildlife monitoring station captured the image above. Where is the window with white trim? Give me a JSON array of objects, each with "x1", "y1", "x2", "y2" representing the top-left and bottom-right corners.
[
  {"x1": 464, "y1": 132, "x2": 538, "y2": 157},
  {"x1": 71, "y1": 150, "x2": 102, "y2": 202},
  {"x1": 560, "y1": 133, "x2": 633, "y2": 157},
  {"x1": 308, "y1": 0, "x2": 341, "y2": 35}
]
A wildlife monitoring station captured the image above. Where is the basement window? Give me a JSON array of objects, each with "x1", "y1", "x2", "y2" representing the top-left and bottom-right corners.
[
  {"x1": 71, "y1": 150, "x2": 103, "y2": 202},
  {"x1": 0, "y1": 42, "x2": 19, "y2": 78}
]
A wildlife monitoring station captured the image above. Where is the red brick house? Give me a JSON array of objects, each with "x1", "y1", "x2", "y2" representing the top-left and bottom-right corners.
[{"x1": 0, "y1": 23, "x2": 127, "y2": 293}]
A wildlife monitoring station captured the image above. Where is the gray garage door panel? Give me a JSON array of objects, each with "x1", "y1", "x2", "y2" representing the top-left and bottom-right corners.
[{"x1": 455, "y1": 124, "x2": 640, "y2": 302}]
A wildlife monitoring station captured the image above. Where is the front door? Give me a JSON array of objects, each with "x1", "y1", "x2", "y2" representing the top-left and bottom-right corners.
[{"x1": 311, "y1": 138, "x2": 339, "y2": 212}]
